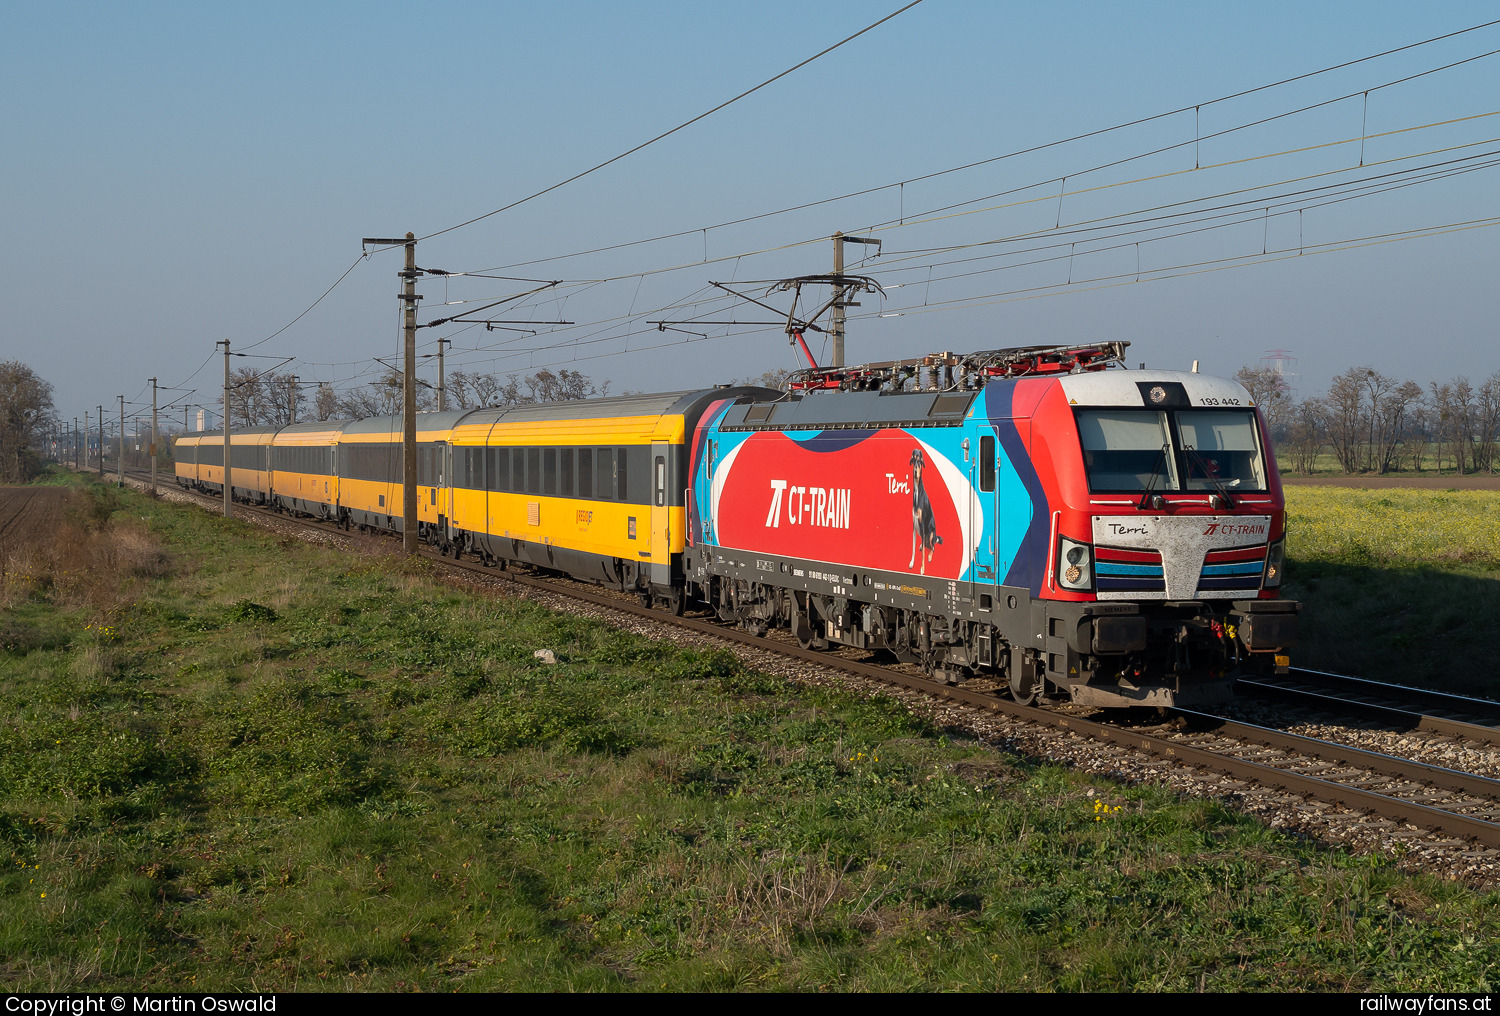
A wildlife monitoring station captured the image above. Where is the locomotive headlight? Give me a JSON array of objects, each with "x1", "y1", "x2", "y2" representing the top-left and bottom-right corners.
[
  {"x1": 1263, "y1": 537, "x2": 1286, "y2": 589},
  {"x1": 1057, "y1": 536, "x2": 1093, "y2": 591}
]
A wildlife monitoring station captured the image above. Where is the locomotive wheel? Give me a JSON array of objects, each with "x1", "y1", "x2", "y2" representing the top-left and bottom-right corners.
[
  {"x1": 796, "y1": 628, "x2": 828, "y2": 651},
  {"x1": 667, "y1": 586, "x2": 685, "y2": 616},
  {"x1": 1008, "y1": 665, "x2": 1040, "y2": 706}
]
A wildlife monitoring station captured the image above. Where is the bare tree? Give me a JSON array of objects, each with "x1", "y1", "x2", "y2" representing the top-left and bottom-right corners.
[
  {"x1": 262, "y1": 372, "x2": 305, "y2": 427},
  {"x1": 1359, "y1": 368, "x2": 1398, "y2": 472},
  {"x1": 445, "y1": 370, "x2": 509, "y2": 409},
  {"x1": 335, "y1": 369, "x2": 434, "y2": 421},
  {"x1": 0, "y1": 360, "x2": 55, "y2": 482},
  {"x1": 219, "y1": 367, "x2": 266, "y2": 428},
  {"x1": 521, "y1": 369, "x2": 609, "y2": 404},
  {"x1": 1404, "y1": 400, "x2": 1434, "y2": 472},
  {"x1": 1285, "y1": 398, "x2": 1327, "y2": 475},
  {"x1": 1325, "y1": 368, "x2": 1369, "y2": 473},
  {"x1": 1472, "y1": 371, "x2": 1500, "y2": 473},
  {"x1": 1373, "y1": 379, "x2": 1423, "y2": 474},
  {"x1": 314, "y1": 383, "x2": 339, "y2": 422},
  {"x1": 1235, "y1": 364, "x2": 1292, "y2": 440}
]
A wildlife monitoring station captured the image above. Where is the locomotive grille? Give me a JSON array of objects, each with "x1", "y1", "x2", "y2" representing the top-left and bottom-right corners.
[
  {"x1": 1196, "y1": 545, "x2": 1266, "y2": 592},
  {"x1": 1094, "y1": 546, "x2": 1165, "y2": 594}
]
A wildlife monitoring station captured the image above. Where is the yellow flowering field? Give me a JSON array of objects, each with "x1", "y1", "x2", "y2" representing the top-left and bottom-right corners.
[{"x1": 1286, "y1": 486, "x2": 1500, "y2": 568}]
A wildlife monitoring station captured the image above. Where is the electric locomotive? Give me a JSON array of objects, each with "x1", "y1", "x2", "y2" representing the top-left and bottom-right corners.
[{"x1": 685, "y1": 342, "x2": 1298, "y2": 708}]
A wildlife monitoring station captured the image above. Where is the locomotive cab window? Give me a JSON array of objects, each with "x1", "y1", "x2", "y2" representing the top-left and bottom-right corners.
[
  {"x1": 1075, "y1": 408, "x2": 1267, "y2": 493},
  {"x1": 1174, "y1": 409, "x2": 1266, "y2": 491},
  {"x1": 1077, "y1": 410, "x2": 1179, "y2": 492},
  {"x1": 979, "y1": 435, "x2": 995, "y2": 492}
]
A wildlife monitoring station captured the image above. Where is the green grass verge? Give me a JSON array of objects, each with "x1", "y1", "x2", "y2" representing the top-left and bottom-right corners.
[
  {"x1": 1284, "y1": 487, "x2": 1500, "y2": 696},
  {"x1": 1, "y1": 475, "x2": 1498, "y2": 991}
]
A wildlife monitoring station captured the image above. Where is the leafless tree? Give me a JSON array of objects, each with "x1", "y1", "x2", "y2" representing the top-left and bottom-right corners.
[
  {"x1": 314, "y1": 383, "x2": 339, "y2": 422},
  {"x1": 221, "y1": 367, "x2": 266, "y2": 428},
  {"x1": 262, "y1": 372, "x2": 305, "y2": 426},
  {"x1": 0, "y1": 360, "x2": 55, "y2": 482},
  {"x1": 1285, "y1": 398, "x2": 1327, "y2": 475},
  {"x1": 1235, "y1": 364, "x2": 1292, "y2": 439},
  {"x1": 1373, "y1": 379, "x2": 1423, "y2": 474},
  {"x1": 1325, "y1": 368, "x2": 1369, "y2": 472},
  {"x1": 1472, "y1": 371, "x2": 1500, "y2": 473}
]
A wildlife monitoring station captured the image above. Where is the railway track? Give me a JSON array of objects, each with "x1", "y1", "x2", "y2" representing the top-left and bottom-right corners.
[
  {"x1": 1240, "y1": 668, "x2": 1500, "y2": 746},
  {"x1": 124, "y1": 470, "x2": 1500, "y2": 853}
]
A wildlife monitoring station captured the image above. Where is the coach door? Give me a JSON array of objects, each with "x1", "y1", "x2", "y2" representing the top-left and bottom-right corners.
[
  {"x1": 437, "y1": 441, "x2": 450, "y2": 537},
  {"x1": 649, "y1": 442, "x2": 671, "y2": 588}
]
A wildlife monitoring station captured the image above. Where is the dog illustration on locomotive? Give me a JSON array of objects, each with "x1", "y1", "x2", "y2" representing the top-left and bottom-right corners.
[{"x1": 686, "y1": 342, "x2": 1298, "y2": 708}]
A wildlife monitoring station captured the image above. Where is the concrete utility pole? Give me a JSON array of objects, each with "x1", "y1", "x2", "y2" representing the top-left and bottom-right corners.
[
  {"x1": 831, "y1": 232, "x2": 845, "y2": 368},
  {"x1": 149, "y1": 378, "x2": 158, "y2": 494},
  {"x1": 83, "y1": 412, "x2": 89, "y2": 471},
  {"x1": 436, "y1": 338, "x2": 446, "y2": 412},
  {"x1": 73, "y1": 418, "x2": 79, "y2": 470},
  {"x1": 363, "y1": 233, "x2": 419, "y2": 554},
  {"x1": 220, "y1": 340, "x2": 232, "y2": 518},
  {"x1": 829, "y1": 232, "x2": 883, "y2": 368},
  {"x1": 402, "y1": 233, "x2": 418, "y2": 554},
  {"x1": 117, "y1": 396, "x2": 125, "y2": 485},
  {"x1": 289, "y1": 375, "x2": 298, "y2": 425},
  {"x1": 97, "y1": 406, "x2": 103, "y2": 478}
]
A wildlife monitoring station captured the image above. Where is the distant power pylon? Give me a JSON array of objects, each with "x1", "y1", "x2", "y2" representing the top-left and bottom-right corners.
[{"x1": 1263, "y1": 348, "x2": 1299, "y2": 399}]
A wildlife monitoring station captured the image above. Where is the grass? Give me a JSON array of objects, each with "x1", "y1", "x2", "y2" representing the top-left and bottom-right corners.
[
  {"x1": 1276, "y1": 450, "x2": 1498, "y2": 477},
  {"x1": 1, "y1": 472, "x2": 1498, "y2": 991},
  {"x1": 1283, "y1": 486, "x2": 1500, "y2": 696}
]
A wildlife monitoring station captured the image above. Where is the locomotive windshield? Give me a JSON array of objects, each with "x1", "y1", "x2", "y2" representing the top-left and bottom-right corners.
[{"x1": 1076, "y1": 408, "x2": 1266, "y2": 493}]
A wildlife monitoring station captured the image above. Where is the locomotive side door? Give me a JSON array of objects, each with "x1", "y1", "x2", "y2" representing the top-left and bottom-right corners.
[{"x1": 975, "y1": 428, "x2": 998, "y2": 612}]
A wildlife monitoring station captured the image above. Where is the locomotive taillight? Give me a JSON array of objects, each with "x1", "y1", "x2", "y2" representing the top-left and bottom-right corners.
[
  {"x1": 1057, "y1": 536, "x2": 1094, "y2": 592},
  {"x1": 1263, "y1": 537, "x2": 1286, "y2": 589}
]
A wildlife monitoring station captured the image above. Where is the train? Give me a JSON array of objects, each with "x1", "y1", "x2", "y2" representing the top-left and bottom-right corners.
[{"x1": 174, "y1": 341, "x2": 1298, "y2": 709}]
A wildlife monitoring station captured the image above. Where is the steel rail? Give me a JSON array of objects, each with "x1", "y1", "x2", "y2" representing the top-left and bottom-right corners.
[
  {"x1": 125, "y1": 469, "x2": 1500, "y2": 848},
  {"x1": 1240, "y1": 670, "x2": 1500, "y2": 746}
]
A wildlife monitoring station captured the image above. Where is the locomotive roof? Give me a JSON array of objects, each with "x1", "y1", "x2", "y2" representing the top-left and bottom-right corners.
[
  {"x1": 716, "y1": 388, "x2": 977, "y2": 431},
  {"x1": 1057, "y1": 369, "x2": 1255, "y2": 408}
]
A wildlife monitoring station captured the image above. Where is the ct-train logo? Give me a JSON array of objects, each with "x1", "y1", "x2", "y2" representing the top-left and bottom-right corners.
[{"x1": 709, "y1": 430, "x2": 977, "y2": 579}]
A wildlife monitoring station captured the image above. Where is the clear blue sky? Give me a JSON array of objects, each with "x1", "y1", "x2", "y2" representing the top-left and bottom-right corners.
[{"x1": 4, "y1": 1, "x2": 1498, "y2": 426}]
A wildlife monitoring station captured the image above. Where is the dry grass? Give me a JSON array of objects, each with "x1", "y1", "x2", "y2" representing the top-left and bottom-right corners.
[{"x1": 0, "y1": 492, "x2": 171, "y2": 610}]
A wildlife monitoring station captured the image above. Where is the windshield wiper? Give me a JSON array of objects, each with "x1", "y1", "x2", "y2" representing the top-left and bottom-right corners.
[
  {"x1": 1137, "y1": 443, "x2": 1169, "y2": 510},
  {"x1": 1183, "y1": 444, "x2": 1235, "y2": 510}
]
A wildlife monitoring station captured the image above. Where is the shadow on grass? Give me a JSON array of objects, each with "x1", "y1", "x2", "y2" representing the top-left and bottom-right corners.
[{"x1": 1285, "y1": 556, "x2": 1500, "y2": 698}]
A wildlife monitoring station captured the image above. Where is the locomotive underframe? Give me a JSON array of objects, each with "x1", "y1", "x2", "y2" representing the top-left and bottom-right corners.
[{"x1": 688, "y1": 546, "x2": 1297, "y2": 709}]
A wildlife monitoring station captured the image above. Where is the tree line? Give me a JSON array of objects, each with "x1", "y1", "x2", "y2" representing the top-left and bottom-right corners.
[
  {"x1": 1237, "y1": 364, "x2": 1500, "y2": 474},
  {"x1": 219, "y1": 368, "x2": 611, "y2": 427}
]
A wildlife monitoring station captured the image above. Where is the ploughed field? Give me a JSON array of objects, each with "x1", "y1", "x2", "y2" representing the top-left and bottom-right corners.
[
  {"x1": 0, "y1": 471, "x2": 1497, "y2": 992},
  {"x1": 0, "y1": 487, "x2": 70, "y2": 549}
]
